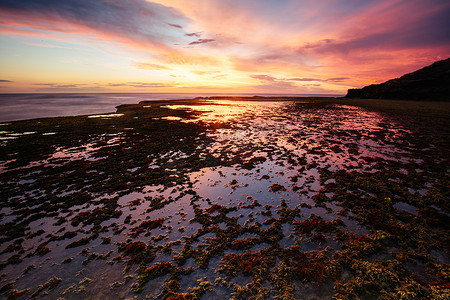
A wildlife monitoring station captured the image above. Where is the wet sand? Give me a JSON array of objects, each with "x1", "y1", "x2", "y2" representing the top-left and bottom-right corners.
[{"x1": 0, "y1": 97, "x2": 449, "y2": 299}]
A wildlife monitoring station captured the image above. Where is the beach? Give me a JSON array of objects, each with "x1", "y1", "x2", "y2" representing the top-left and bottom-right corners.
[{"x1": 0, "y1": 97, "x2": 449, "y2": 299}]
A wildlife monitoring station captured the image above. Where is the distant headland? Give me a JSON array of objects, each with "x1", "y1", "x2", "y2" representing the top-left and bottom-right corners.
[{"x1": 346, "y1": 58, "x2": 450, "y2": 101}]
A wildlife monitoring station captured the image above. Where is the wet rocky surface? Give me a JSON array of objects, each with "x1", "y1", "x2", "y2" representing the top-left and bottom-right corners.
[{"x1": 0, "y1": 98, "x2": 449, "y2": 299}]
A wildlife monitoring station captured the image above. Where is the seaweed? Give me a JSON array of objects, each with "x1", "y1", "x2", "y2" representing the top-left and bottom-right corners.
[{"x1": 30, "y1": 276, "x2": 62, "y2": 298}]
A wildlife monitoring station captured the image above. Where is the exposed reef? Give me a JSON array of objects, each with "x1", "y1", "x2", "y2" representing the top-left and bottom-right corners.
[{"x1": 0, "y1": 98, "x2": 449, "y2": 299}]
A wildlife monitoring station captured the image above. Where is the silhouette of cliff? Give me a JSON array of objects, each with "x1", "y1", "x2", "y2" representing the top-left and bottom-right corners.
[{"x1": 346, "y1": 58, "x2": 450, "y2": 101}]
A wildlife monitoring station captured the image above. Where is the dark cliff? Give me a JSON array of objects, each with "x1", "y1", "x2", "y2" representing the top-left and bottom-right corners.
[{"x1": 346, "y1": 58, "x2": 450, "y2": 101}]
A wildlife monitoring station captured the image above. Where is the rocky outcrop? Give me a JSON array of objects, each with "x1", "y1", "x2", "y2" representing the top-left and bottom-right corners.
[{"x1": 346, "y1": 58, "x2": 450, "y2": 101}]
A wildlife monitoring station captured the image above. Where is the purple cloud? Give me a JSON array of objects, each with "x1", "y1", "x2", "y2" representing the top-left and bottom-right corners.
[
  {"x1": 326, "y1": 77, "x2": 350, "y2": 82},
  {"x1": 185, "y1": 32, "x2": 202, "y2": 37},
  {"x1": 167, "y1": 23, "x2": 183, "y2": 29},
  {"x1": 289, "y1": 78, "x2": 321, "y2": 82},
  {"x1": 189, "y1": 38, "x2": 215, "y2": 46}
]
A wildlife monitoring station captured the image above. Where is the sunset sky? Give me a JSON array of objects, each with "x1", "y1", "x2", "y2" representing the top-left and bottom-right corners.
[{"x1": 0, "y1": 0, "x2": 449, "y2": 94}]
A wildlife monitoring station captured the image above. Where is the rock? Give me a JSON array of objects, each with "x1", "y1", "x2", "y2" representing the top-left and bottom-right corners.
[
  {"x1": 346, "y1": 58, "x2": 450, "y2": 101},
  {"x1": 269, "y1": 183, "x2": 286, "y2": 192}
]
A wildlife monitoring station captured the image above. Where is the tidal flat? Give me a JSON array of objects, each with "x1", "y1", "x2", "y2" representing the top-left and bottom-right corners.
[{"x1": 0, "y1": 97, "x2": 449, "y2": 299}]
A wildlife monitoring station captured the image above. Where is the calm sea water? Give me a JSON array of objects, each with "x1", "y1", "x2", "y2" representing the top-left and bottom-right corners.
[{"x1": 0, "y1": 93, "x2": 342, "y2": 122}]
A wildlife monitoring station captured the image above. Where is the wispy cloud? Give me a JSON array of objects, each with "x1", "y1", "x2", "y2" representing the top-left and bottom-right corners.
[
  {"x1": 167, "y1": 23, "x2": 183, "y2": 29},
  {"x1": 34, "y1": 83, "x2": 85, "y2": 88},
  {"x1": 289, "y1": 77, "x2": 350, "y2": 83},
  {"x1": 249, "y1": 74, "x2": 354, "y2": 92},
  {"x1": 23, "y1": 42, "x2": 72, "y2": 49},
  {"x1": 289, "y1": 78, "x2": 321, "y2": 82},
  {"x1": 185, "y1": 32, "x2": 202, "y2": 37},
  {"x1": 250, "y1": 74, "x2": 299, "y2": 90},
  {"x1": 32, "y1": 82, "x2": 103, "y2": 92},
  {"x1": 0, "y1": 80, "x2": 12, "y2": 83},
  {"x1": 251, "y1": 75, "x2": 278, "y2": 82},
  {"x1": 133, "y1": 62, "x2": 171, "y2": 70},
  {"x1": 108, "y1": 82, "x2": 171, "y2": 88},
  {"x1": 189, "y1": 38, "x2": 215, "y2": 45},
  {"x1": 32, "y1": 81, "x2": 171, "y2": 91},
  {"x1": 326, "y1": 77, "x2": 350, "y2": 83}
]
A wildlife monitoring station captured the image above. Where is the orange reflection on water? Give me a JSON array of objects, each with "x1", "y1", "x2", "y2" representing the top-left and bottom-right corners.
[{"x1": 166, "y1": 100, "x2": 284, "y2": 123}]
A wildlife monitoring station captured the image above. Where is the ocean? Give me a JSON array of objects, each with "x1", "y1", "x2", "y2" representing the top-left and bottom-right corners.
[{"x1": 0, "y1": 93, "x2": 342, "y2": 122}]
